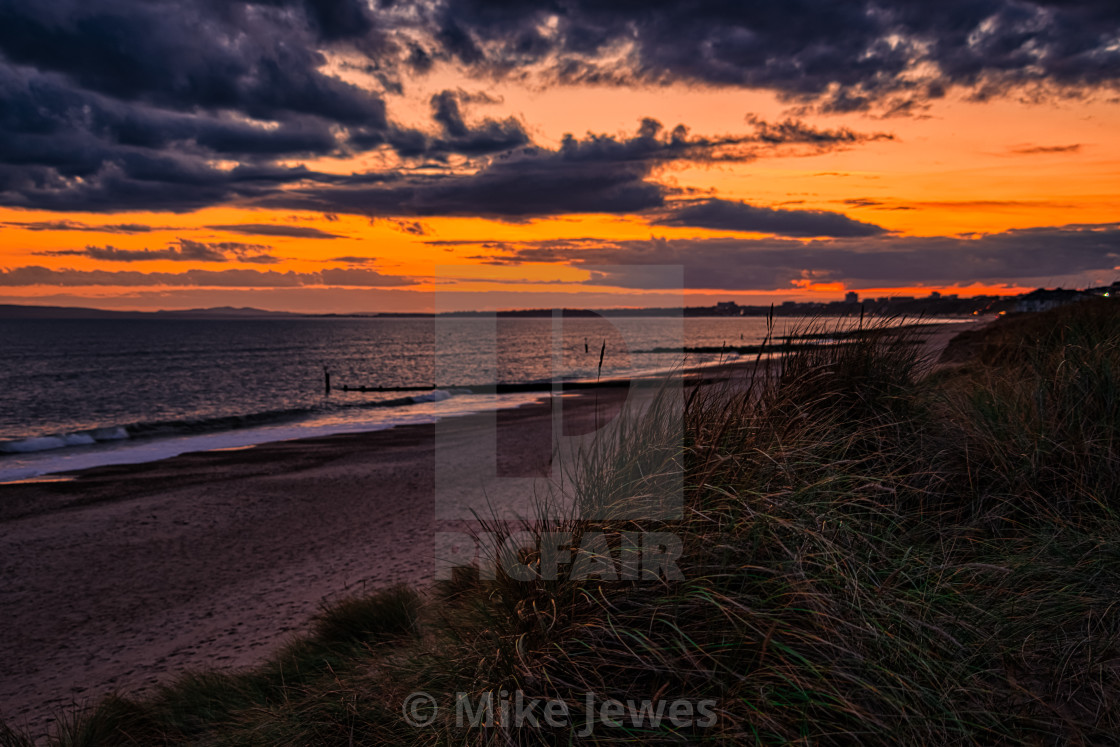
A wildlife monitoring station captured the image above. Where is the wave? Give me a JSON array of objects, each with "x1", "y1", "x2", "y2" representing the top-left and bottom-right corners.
[
  {"x1": 0, "y1": 426, "x2": 127, "y2": 454},
  {"x1": 0, "y1": 390, "x2": 461, "y2": 456},
  {"x1": 409, "y1": 389, "x2": 455, "y2": 403},
  {"x1": 0, "y1": 374, "x2": 650, "y2": 459}
]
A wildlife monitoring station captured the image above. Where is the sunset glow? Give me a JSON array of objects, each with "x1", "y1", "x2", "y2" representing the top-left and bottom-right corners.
[{"x1": 1, "y1": 1, "x2": 1117, "y2": 312}]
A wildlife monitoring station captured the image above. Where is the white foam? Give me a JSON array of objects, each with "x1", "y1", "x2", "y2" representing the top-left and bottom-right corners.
[
  {"x1": 61, "y1": 433, "x2": 97, "y2": 447},
  {"x1": 0, "y1": 391, "x2": 549, "y2": 484},
  {"x1": 410, "y1": 389, "x2": 453, "y2": 403},
  {"x1": 0, "y1": 425, "x2": 133, "y2": 455},
  {"x1": 0, "y1": 436, "x2": 72, "y2": 454},
  {"x1": 90, "y1": 426, "x2": 130, "y2": 441}
]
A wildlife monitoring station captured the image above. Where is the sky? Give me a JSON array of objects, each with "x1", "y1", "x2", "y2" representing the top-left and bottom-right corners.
[{"x1": 0, "y1": 0, "x2": 1117, "y2": 313}]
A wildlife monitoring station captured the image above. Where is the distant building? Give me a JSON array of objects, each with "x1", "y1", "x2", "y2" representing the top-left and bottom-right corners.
[
  {"x1": 1085, "y1": 281, "x2": 1120, "y2": 298},
  {"x1": 1014, "y1": 288, "x2": 1088, "y2": 313},
  {"x1": 844, "y1": 291, "x2": 859, "y2": 304},
  {"x1": 715, "y1": 301, "x2": 741, "y2": 315}
]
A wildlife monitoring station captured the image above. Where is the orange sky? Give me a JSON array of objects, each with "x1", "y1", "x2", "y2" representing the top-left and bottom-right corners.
[{"x1": 1, "y1": 10, "x2": 1118, "y2": 313}]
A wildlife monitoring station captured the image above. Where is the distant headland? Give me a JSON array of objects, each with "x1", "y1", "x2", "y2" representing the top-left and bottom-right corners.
[{"x1": 1, "y1": 282, "x2": 1116, "y2": 320}]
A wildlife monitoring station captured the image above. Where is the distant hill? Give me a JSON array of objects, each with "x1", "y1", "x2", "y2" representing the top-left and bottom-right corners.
[
  {"x1": 0, "y1": 304, "x2": 302, "y2": 320},
  {"x1": 1, "y1": 285, "x2": 1112, "y2": 320},
  {"x1": 154, "y1": 306, "x2": 303, "y2": 319}
]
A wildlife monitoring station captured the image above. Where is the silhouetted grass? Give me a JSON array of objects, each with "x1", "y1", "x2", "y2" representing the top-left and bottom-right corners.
[
  {"x1": 8, "y1": 302, "x2": 1120, "y2": 745},
  {"x1": 940, "y1": 300, "x2": 1120, "y2": 524}
]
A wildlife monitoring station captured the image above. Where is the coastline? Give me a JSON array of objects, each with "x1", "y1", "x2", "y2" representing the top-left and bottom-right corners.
[{"x1": 0, "y1": 320, "x2": 980, "y2": 738}]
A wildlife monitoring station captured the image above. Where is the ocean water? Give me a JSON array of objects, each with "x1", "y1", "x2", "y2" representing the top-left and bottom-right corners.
[{"x1": 0, "y1": 315, "x2": 964, "y2": 481}]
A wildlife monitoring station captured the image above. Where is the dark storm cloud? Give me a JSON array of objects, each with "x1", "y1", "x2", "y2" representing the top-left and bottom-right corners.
[
  {"x1": 35, "y1": 240, "x2": 277, "y2": 263},
  {"x1": 0, "y1": 0, "x2": 501, "y2": 213},
  {"x1": 0, "y1": 158, "x2": 326, "y2": 213},
  {"x1": 0, "y1": 265, "x2": 415, "y2": 287},
  {"x1": 655, "y1": 199, "x2": 888, "y2": 237},
  {"x1": 468, "y1": 223, "x2": 1120, "y2": 290},
  {"x1": 0, "y1": 0, "x2": 1113, "y2": 216},
  {"x1": 0, "y1": 0, "x2": 389, "y2": 123},
  {"x1": 206, "y1": 223, "x2": 347, "y2": 239},
  {"x1": 263, "y1": 153, "x2": 664, "y2": 218},
  {"x1": 289, "y1": 0, "x2": 376, "y2": 41},
  {"x1": 0, "y1": 35, "x2": 877, "y2": 215},
  {"x1": 427, "y1": 0, "x2": 1120, "y2": 108},
  {"x1": 427, "y1": 89, "x2": 531, "y2": 156},
  {"x1": 0, "y1": 47, "x2": 387, "y2": 212},
  {"x1": 263, "y1": 117, "x2": 885, "y2": 218}
]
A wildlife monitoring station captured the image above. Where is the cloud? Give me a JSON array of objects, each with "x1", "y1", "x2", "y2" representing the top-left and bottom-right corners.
[
  {"x1": 425, "y1": 89, "x2": 530, "y2": 156},
  {"x1": 0, "y1": 265, "x2": 415, "y2": 288},
  {"x1": 2, "y1": 220, "x2": 168, "y2": 233},
  {"x1": 206, "y1": 223, "x2": 346, "y2": 239},
  {"x1": 0, "y1": 0, "x2": 922, "y2": 217},
  {"x1": 318, "y1": 267, "x2": 412, "y2": 286},
  {"x1": 1009, "y1": 144, "x2": 1083, "y2": 155},
  {"x1": 369, "y1": 218, "x2": 430, "y2": 236},
  {"x1": 35, "y1": 240, "x2": 277, "y2": 263},
  {"x1": 837, "y1": 197, "x2": 1068, "y2": 211},
  {"x1": 743, "y1": 115, "x2": 893, "y2": 146},
  {"x1": 10, "y1": 222, "x2": 1117, "y2": 294},
  {"x1": 0, "y1": 34, "x2": 889, "y2": 217},
  {"x1": 263, "y1": 117, "x2": 889, "y2": 219},
  {"x1": 395, "y1": 220, "x2": 428, "y2": 236},
  {"x1": 463, "y1": 223, "x2": 1120, "y2": 290},
  {"x1": 654, "y1": 199, "x2": 887, "y2": 237},
  {"x1": 328, "y1": 256, "x2": 379, "y2": 264},
  {"x1": 0, "y1": 0, "x2": 1109, "y2": 219},
  {"x1": 426, "y1": 0, "x2": 1120, "y2": 110},
  {"x1": 0, "y1": 0, "x2": 390, "y2": 123},
  {"x1": 265, "y1": 148, "x2": 661, "y2": 219},
  {"x1": 0, "y1": 2, "x2": 495, "y2": 213}
]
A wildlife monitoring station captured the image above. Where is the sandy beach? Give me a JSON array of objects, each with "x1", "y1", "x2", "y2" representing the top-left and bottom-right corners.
[
  {"x1": 0, "y1": 383, "x2": 643, "y2": 737},
  {"x1": 0, "y1": 321, "x2": 977, "y2": 737}
]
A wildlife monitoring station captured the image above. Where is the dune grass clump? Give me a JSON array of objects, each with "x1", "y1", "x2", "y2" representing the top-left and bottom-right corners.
[
  {"x1": 6, "y1": 301, "x2": 1120, "y2": 745},
  {"x1": 940, "y1": 300, "x2": 1120, "y2": 523},
  {"x1": 312, "y1": 584, "x2": 421, "y2": 645}
]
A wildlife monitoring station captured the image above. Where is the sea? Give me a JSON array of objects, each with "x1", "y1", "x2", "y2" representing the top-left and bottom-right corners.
[{"x1": 0, "y1": 315, "x2": 968, "y2": 482}]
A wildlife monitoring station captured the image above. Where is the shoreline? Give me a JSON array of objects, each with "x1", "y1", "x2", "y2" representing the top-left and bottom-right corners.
[
  {"x1": 0, "y1": 317, "x2": 979, "y2": 486},
  {"x1": 0, "y1": 321, "x2": 980, "y2": 738}
]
